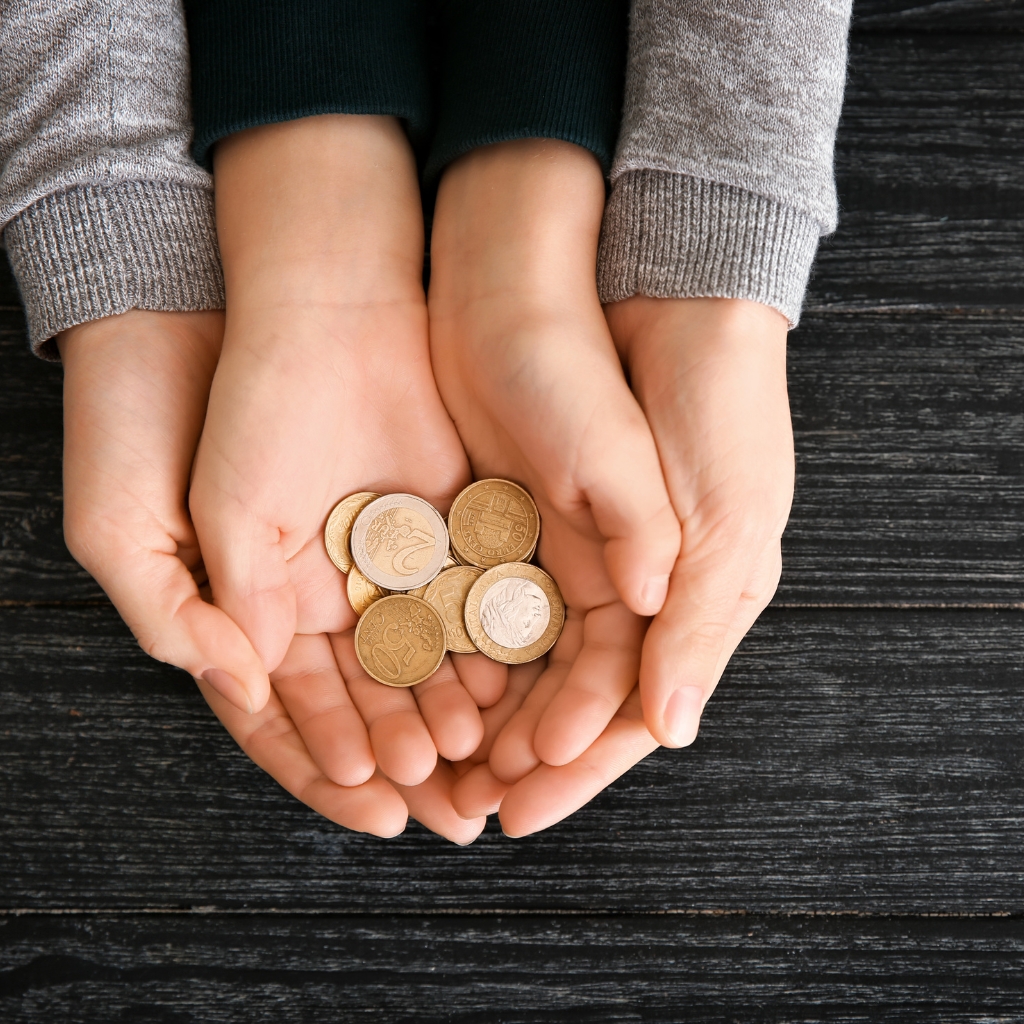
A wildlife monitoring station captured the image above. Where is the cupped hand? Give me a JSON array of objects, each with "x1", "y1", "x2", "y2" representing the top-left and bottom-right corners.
[
  {"x1": 59, "y1": 310, "x2": 269, "y2": 713},
  {"x1": 428, "y1": 139, "x2": 681, "y2": 782},
  {"x1": 189, "y1": 114, "x2": 491, "y2": 778},
  {"x1": 604, "y1": 296, "x2": 794, "y2": 748}
]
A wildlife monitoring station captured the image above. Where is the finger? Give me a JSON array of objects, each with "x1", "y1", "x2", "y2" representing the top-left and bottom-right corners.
[
  {"x1": 488, "y1": 614, "x2": 582, "y2": 784},
  {"x1": 451, "y1": 763, "x2": 508, "y2": 819},
  {"x1": 79, "y1": 533, "x2": 271, "y2": 715},
  {"x1": 451, "y1": 652, "x2": 507, "y2": 708},
  {"x1": 413, "y1": 656, "x2": 485, "y2": 762},
  {"x1": 198, "y1": 677, "x2": 408, "y2": 837},
  {"x1": 639, "y1": 537, "x2": 757, "y2": 748},
  {"x1": 532, "y1": 601, "x2": 645, "y2": 766},
  {"x1": 499, "y1": 688, "x2": 659, "y2": 838},
  {"x1": 461, "y1": 659, "x2": 546, "y2": 767},
  {"x1": 271, "y1": 633, "x2": 375, "y2": 787},
  {"x1": 330, "y1": 630, "x2": 437, "y2": 786},
  {"x1": 391, "y1": 761, "x2": 487, "y2": 845},
  {"x1": 190, "y1": 488, "x2": 297, "y2": 676},
  {"x1": 577, "y1": 410, "x2": 681, "y2": 618}
]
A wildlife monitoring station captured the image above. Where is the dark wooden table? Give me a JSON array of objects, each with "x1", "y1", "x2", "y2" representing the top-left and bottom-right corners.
[{"x1": 2, "y1": 3, "x2": 1023, "y2": 1021}]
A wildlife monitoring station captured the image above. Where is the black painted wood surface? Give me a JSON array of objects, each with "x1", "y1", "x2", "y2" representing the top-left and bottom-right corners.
[
  {"x1": 4, "y1": 913, "x2": 1024, "y2": 1024},
  {"x1": 2, "y1": 6, "x2": 1023, "y2": 1021}
]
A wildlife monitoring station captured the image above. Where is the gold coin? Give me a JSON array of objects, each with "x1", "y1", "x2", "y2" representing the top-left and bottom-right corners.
[
  {"x1": 423, "y1": 566, "x2": 484, "y2": 654},
  {"x1": 406, "y1": 553, "x2": 459, "y2": 598},
  {"x1": 350, "y1": 493, "x2": 450, "y2": 592},
  {"x1": 354, "y1": 595, "x2": 447, "y2": 687},
  {"x1": 464, "y1": 562, "x2": 564, "y2": 665},
  {"x1": 324, "y1": 492, "x2": 380, "y2": 573},
  {"x1": 448, "y1": 479, "x2": 540, "y2": 568},
  {"x1": 347, "y1": 565, "x2": 389, "y2": 616}
]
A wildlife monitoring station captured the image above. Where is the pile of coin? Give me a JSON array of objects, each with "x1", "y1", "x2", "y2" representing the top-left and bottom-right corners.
[{"x1": 324, "y1": 480, "x2": 565, "y2": 687}]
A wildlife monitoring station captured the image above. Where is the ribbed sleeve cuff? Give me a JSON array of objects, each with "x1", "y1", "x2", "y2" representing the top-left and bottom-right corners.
[
  {"x1": 425, "y1": 0, "x2": 628, "y2": 183},
  {"x1": 185, "y1": 0, "x2": 431, "y2": 167},
  {"x1": 597, "y1": 170, "x2": 822, "y2": 327},
  {"x1": 4, "y1": 182, "x2": 224, "y2": 359}
]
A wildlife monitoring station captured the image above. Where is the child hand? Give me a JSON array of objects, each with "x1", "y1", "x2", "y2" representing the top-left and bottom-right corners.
[
  {"x1": 428, "y1": 139, "x2": 681, "y2": 782},
  {"x1": 605, "y1": 296, "x2": 794, "y2": 748},
  {"x1": 59, "y1": 310, "x2": 270, "y2": 714},
  {"x1": 188, "y1": 115, "x2": 489, "y2": 778}
]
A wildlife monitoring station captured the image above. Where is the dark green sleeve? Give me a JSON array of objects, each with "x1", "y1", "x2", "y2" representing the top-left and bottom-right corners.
[
  {"x1": 425, "y1": 0, "x2": 629, "y2": 183},
  {"x1": 184, "y1": 0, "x2": 432, "y2": 167}
]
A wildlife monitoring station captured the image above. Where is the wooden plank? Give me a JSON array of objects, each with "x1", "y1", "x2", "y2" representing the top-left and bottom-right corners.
[
  {"x1": 781, "y1": 309, "x2": 1024, "y2": 605},
  {"x1": 2, "y1": 603, "x2": 1021, "y2": 913},
  {"x1": 3, "y1": 912, "x2": 1024, "y2": 1023},
  {"x1": 854, "y1": 0, "x2": 1024, "y2": 33},
  {"x1": 811, "y1": 36, "x2": 1024, "y2": 308}
]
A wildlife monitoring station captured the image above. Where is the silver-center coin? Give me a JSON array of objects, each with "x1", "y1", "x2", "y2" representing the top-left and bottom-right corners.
[
  {"x1": 478, "y1": 576, "x2": 551, "y2": 649},
  {"x1": 350, "y1": 493, "x2": 450, "y2": 592}
]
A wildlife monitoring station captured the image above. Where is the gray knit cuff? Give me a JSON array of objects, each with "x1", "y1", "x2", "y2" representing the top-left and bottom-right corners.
[
  {"x1": 597, "y1": 170, "x2": 822, "y2": 327},
  {"x1": 4, "y1": 181, "x2": 225, "y2": 359}
]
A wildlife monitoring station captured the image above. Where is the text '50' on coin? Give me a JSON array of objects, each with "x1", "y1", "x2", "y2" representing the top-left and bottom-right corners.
[
  {"x1": 347, "y1": 566, "x2": 389, "y2": 616},
  {"x1": 464, "y1": 562, "x2": 564, "y2": 665},
  {"x1": 355, "y1": 595, "x2": 447, "y2": 687},
  {"x1": 325, "y1": 492, "x2": 380, "y2": 573},
  {"x1": 448, "y1": 479, "x2": 539, "y2": 569},
  {"x1": 350, "y1": 493, "x2": 450, "y2": 592},
  {"x1": 423, "y1": 566, "x2": 483, "y2": 654}
]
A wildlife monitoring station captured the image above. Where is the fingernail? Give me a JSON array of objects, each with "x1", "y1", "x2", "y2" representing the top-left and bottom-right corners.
[
  {"x1": 641, "y1": 574, "x2": 670, "y2": 614},
  {"x1": 664, "y1": 686, "x2": 704, "y2": 747},
  {"x1": 201, "y1": 668, "x2": 254, "y2": 714}
]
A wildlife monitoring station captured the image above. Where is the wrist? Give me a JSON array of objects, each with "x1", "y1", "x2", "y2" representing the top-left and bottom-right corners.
[
  {"x1": 214, "y1": 114, "x2": 425, "y2": 305},
  {"x1": 431, "y1": 138, "x2": 606, "y2": 308}
]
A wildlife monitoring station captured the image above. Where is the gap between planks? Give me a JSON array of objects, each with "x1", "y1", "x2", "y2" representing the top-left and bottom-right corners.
[{"x1": 0, "y1": 908, "x2": 1018, "y2": 919}]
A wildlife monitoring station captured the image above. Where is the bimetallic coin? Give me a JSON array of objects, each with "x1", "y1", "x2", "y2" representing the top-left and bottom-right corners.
[
  {"x1": 448, "y1": 479, "x2": 540, "y2": 568},
  {"x1": 347, "y1": 566, "x2": 389, "y2": 616},
  {"x1": 423, "y1": 566, "x2": 483, "y2": 654},
  {"x1": 354, "y1": 595, "x2": 447, "y2": 687},
  {"x1": 350, "y1": 493, "x2": 450, "y2": 592},
  {"x1": 324, "y1": 491, "x2": 380, "y2": 573},
  {"x1": 464, "y1": 562, "x2": 564, "y2": 665}
]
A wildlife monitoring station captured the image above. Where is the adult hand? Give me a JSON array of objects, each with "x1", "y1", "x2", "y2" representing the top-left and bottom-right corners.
[
  {"x1": 59, "y1": 309, "x2": 269, "y2": 713},
  {"x1": 604, "y1": 296, "x2": 794, "y2": 748},
  {"x1": 189, "y1": 114, "x2": 492, "y2": 783}
]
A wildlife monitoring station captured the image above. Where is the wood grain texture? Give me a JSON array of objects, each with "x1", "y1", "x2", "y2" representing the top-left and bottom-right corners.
[
  {"x1": 781, "y1": 310, "x2": 1024, "y2": 604},
  {"x1": 854, "y1": 0, "x2": 1024, "y2": 33},
  {"x1": 3, "y1": 912, "x2": 1024, "y2": 1024},
  {"x1": 2, "y1": 603, "x2": 1021, "y2": 914},
  {"x1": 810, "y1": 37, "x2": 1024, "y2": 308}
]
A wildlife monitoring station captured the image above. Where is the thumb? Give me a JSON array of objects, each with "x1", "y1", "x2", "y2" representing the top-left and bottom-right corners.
[
  {"x1": 639, "y1": 540, "x2": 751, "y2": 748},
  {"x1": 85, "y1": 536, "x2": 271, "y2": 714},
  {"x1": 190, "y1": 496, "x2": 297, "y2": 675}
]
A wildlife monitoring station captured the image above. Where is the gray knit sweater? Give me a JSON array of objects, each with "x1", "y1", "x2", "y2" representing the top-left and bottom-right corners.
[
  {"x1": 0, "y1": 0, "x2": 223, "y2": 357},
  {"x1": 597, "y1": 0, "x2": 852, "y2": 325},
  {"x1": 0, "y1": 0, "x2": 849, "y2": 355}
]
